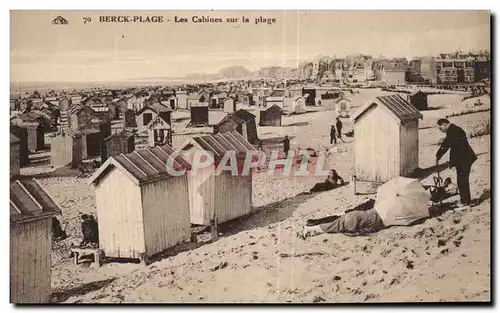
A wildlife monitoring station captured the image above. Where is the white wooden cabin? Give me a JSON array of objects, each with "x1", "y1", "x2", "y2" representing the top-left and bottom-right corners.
[
  {"x1": 176, "y1": 90, "x2": 188, "y2": 110},
  {"x1": 350, "y1": 94, "x2": 423, "y2": 183},
  {"x1": 146, "y1": 115, "x2": 172, "y2": 147},
  {"x1": 334, "y1": 98, "x2": 352, "y2": 117},
  {"x1": 10, "y1": 179, "x2": 61, "y2": 303},
  {"x1": 88, "y1": 145, "x2": 191, "y2": 261},
  {"x1": 179, "y1": 131, "x2": 256, "y2": 226},
  {"x1": 223, "y1": 97, "x2": 237, "y2": 113},
  {"x1": 284, "y1": 95, "x2": 306, "y2": 114}
]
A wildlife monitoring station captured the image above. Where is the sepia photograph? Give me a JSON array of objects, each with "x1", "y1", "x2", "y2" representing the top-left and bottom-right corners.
[{"x1": 9, "y1": 10, "x2": 491, "y2": 303}]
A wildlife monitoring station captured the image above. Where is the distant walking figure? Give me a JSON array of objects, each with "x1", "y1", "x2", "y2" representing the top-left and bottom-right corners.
[
  {"x1": 283, "y1": 135, "x2": 290, "y2": 157},
  {"x1": 330, "y1": 125, "x2": 337, "y2": 144},
  {"x1": 436, "y1": 119, "x2": 477, "y2": 209},
  {"x1": 336, "y1": 117, "x2": 343, "y2": 139}
]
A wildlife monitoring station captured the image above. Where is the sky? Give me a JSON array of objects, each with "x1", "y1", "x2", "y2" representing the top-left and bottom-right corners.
[{"x1": 10, "y1": 10, "x2": 491, "y2": 82}]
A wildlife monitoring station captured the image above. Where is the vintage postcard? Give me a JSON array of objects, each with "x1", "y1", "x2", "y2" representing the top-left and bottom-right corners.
[{"x1": 9, "y1": 10, "x2": 491, "y2": 303}]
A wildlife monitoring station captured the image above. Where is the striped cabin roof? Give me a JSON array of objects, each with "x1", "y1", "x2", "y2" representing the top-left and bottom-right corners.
[
  {"x1": 351, "y1": 94, "x2": 423, "y2": 123},
  {"x1": 89, "y1": 144, "x2": 191, "y2": 186},
  {"x1": 10, "y1": 179, "x2": 62, "y2": 225},
  {"x1": 104, "y1": 130, "x2": 135, "y2": 142},
  {"x1": 180, "y1": 131, "x2": 256, "y2": 163}
]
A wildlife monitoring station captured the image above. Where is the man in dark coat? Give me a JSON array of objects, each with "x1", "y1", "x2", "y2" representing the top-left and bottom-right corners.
[
  {"x1": 436, "y1": 119, "x2": 477, "y2": 208},
  {"x1": 336, "y1": 117, "x2": 343, "y2": 139},
  {"x1": 330, "y1": 125, "x2": 337, "y2": 144}
]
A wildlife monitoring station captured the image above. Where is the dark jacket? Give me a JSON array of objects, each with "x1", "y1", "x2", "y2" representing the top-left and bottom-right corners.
[
  {"x1": 336, "y1": 119, "x2": 342, "y2": 131},
  {"x1": 330, "y1": 126, "x2": 336, "y2": 135},
  {"x1": 436, "y1": 123, "x2": 477, "y2": 168}
]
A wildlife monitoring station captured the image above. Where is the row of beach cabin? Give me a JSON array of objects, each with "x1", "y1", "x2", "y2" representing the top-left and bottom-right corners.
[
  {"x1": 88, "y1": 131, "x2": 255, "y2": 261},
  {"x1": 10, "y1": 93, "x2": 424, "y2": 303}
]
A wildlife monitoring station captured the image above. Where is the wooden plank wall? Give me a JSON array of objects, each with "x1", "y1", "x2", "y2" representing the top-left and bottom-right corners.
[
  {"x1": 215, "y1": 171, "x2": 252, "y2": 223},
  {"x1": 354, "y1": 106, "x2": 400, "y2": 182},
  {"x1": 188, "y1": 166, "x2": 216, "y2": 225},
  {"x1": 10, "y1": 143, "x2": 20, "y2": 179},
  {"x1": 141, "y1": 175, "x2": 191, "y2": 256},
  {"x1": 50, "y1": 136, "x2": 73, "y2": 167},
  {"x1": 95, "y1": 169, "x2": 145, "y2": 259},
  {"x1": 399, "y1": 120, "x2": 419, "y2": 176},
  {"x1": 10, "y1": 218, "x2": 52, "y2": 303}
]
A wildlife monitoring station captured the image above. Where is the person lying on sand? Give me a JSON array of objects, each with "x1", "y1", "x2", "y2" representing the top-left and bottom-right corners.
[
  {"x1": 299, "y1": 199, "x2": 384, "y2": 239},
  {"x1": 307, "y1": 169, "x2": 345, "y2": 193}
]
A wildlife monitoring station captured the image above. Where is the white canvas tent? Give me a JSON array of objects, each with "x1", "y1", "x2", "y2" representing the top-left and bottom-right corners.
[{"x1": 291, "y1": 95, "x2": 306, "y2": 114}]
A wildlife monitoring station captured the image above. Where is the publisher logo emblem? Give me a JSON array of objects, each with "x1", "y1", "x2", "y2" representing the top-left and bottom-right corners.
[{"x1": 52, "y1": 16, "x2": 69, "y2": 25}]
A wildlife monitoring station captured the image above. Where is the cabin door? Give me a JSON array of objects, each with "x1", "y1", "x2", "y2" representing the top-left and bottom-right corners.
[
  {"x1": 154, "y1": 129, "x2": 165, "y2": 144},
  {"x1": 170, "y1": 99, "x2": 176, "y2": 110}
]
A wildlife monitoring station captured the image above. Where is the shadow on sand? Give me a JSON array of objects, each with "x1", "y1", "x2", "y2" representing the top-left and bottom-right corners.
[
  {"x1": 51, "y1": 278, "x2": 116, "y2": 303},
  {"x1": 19, "y1": 166, "x2": 93, "y2": 180}
]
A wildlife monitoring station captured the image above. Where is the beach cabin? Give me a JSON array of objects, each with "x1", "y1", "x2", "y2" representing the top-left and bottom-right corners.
[
  {"x1": 88, "y1": 145, "x2": 192, "y2": 261},
  {"x1": 82, "y1": 129, "x2": 105, "y2": 159},
  {"x1": 164, "y1": 95, "x2": 178, "y2": 110},
  {"x1": 350, "y1": 94, "x2": 423, "y2": 183},
  {"x1": 407, "y1": 91, "x2": 428, "y2": 111},
  {"x1": 146, "y1": 115, "x2": 172, "y2": 147},
  {"x1": 189, "y1": 106, "x2": 209, "y2": 127},
  {"x1": 240, "y1": 93, "x2": 253, "y2": 106},
  {"x1": 293, "y1": 95, "x2": 307, "y2": 114},
  {"x1": 214, "y1": 109, "x2": 258, "y2": 144},
  {"x1": 335, "y1": 98, "x2": 352, "y2": 118},
  {"x1": 179, "y1": 131, "x2": 255, "y2": 227},
  {"x1": 176, "y1": 90, "x2": 188, "y2": 110},
  {"x1": 259, "y1": 104, "x2": 283, "y2": 126},
  {"x1": 50, "y1": 129, "x2": 83, "y2": 168},
  {"x1": 10, "y1": 125, "x2": 30, "y2": 166},
  {"x1": 104, "y1": 130, "x2": 135, "y2": 161},
  {"x1": 67, "y1": 104, "x2": 95, "y2": 130},
  {"x1": 265, "y1": 89, "x2": 286, "y2": 109},
  {"x1": 123, "y1": 109, "x2": 137, "y2": 128},
  {"x1": 187, "y1": 94, "x2": 207, "y2": 109},
  {"x1": 135, "y1": 103, "x2": 172, "y2": 131},
  {"x1": 10, "y1": 134, "x2": 20, "y2": 180},
  {"x1": 210, "y1": 93, "x2": 227, "y2": 109},
  {"x1": 19, "y1": 122, "x2": 45, "y2": 152},
  {"x1": 223, "y1": 97, "x2": 237, "y2": 113},
  {"x1": 10, "y1": 179, "x2": 61, "y2": 303}
]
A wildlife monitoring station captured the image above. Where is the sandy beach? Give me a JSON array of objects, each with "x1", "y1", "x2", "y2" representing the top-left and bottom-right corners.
[{"x1": 21, "y1": 89, "x2": 490, "y2": 303}]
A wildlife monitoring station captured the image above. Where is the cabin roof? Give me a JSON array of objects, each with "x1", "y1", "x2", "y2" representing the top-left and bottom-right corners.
[
  {"x1": 104, "y1": 130, "x2": 135, "y2": 142},
  {"x1": 89, "y1": 144, "x2": 191, "y2": 186},
  {"x1": 351, "y1": 94, "x2": 423, "y2": 123},
  {"x1": 68, "y1": 104, "x2": 95, "y2": 115},
  {"x1": 179, "y1": 131, "x2": 256, "y2": 163},
  {"x1": 264, "y1": 104, "x2": 284, "y2": 113},
  {"x1": 233, "y1": 109, "x2": 256, "y2": 122},
  {"x1": 136, "y1": 103, "x2": 172, "y2": 115},
  {"x1": 10, "y1": 179, "x2": 61, "y2": 225},
  {"x1": 61, "y1": 128, "x2": 83, "y2": 138},
  {"x1": 146, "y1": 114, "x2": 171, "y2": 129},
  {"x1": 81, "y1": 128, "x2": 102, "y2": 135}
]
